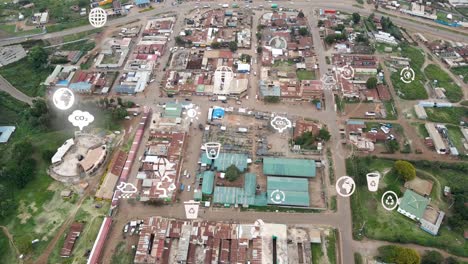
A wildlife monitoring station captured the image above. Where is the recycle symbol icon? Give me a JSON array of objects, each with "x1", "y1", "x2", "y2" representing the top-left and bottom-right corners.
[
  {"x1": 370, "y1": 181, "x2": 376, "y2": 187},
  {"x1": 385, "y1": 196, "x2": 395, "y2": 206},
  {"x1": 189, "y1": 208, "x2": 195, "y2": 214}
]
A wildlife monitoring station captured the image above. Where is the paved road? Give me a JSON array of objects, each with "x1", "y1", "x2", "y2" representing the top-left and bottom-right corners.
[
  {"x1": 1, "y1": 0, "x2": 468, "y2": 46},
  {"x1": 0, "y1": 74, "x2": 33, "y2": 105}
]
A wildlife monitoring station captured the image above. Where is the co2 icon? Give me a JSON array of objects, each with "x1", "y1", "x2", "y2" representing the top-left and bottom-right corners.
[
  {"x1": 68, "y1": 110, "x2": 95, "y2": 130},
  {"x1": 400, "y1": 66, "x2": 415, "y2": 84}
]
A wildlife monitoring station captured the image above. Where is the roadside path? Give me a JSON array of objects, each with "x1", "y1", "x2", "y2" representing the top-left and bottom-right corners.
[
  {"x1": 0, "y1": 225, "x2": 19, "y2": 260},
  {"x1": 0, "y1": 74, "x2": 33, "y2": 105}
]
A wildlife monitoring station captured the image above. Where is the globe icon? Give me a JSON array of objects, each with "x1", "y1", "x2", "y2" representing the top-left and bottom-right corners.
[
  {"x1": 89, "y1": 8, "x2": 107, "y2": 28},
  {"x1": 52, "y1": 88, "x2": 75, "y2": 110}
]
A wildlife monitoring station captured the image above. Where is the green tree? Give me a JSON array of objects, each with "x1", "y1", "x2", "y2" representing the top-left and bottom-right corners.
[
  {"x1": 211, "y1": 42, "x2": 221, "y2": 49},
  {"x1": 318, "y1": 128, "x2": 331, "y2": 141},
  {"x1": 117, "y1": 97, "x2": 123, "y2": 106},
  {"x1": 226, "y1": 165, "x2": 241, "y2": 182},
  {"x1": 0, "y1": 184, "x2": 14, "y2": 218},
  {"x1": 394, "y1": 160, "x2": 416, "y2": 181},
  {"x1": 228, "y1": 41, "x2": 238, "y2": 52},
  {"x1": 28, "y1": 46, "x2": 48, "y2": 68},
  {"x1": 421, "y1": 251, "x2": 443, "y2": 264},
  {"x1": 264, "y1": 96, "x2": 279, "y2": 103},
  {"x1": 378, "y1": 245, "x2": 420, "y2": 264},
  {"x1": 445, "y1": 257, "x2": 460, "y2": 264},
  {"x1": 366, "y1": 77, "x2": 378, "y2": 89},
  {"x1": 175, "y1": 36, "x2": 185, "y2": 45},
  {"x1": 257, "y1": 46, "x2": 263, "y2": 53},
  {"x1": 299, "y1": 27, "x2": 309, "y2": 36},
  {"x1": 256, "y1": 32, "x2": 262, "y2": 40},
  {"x1": 352, "y1": 13, "x2": 361, "y2": 24},
  {"x1": 112, "y1": 108, "x2": 128, "y2": 120},
  {"x1": 298, "y1": 11, "x2": 305, "y2": 18},
  {"x1": 294, "y1": 131, "x2": 316, "y2": 149},
  {"x1": 385, "y1": 140, "x2": 400, "y2": 153}
]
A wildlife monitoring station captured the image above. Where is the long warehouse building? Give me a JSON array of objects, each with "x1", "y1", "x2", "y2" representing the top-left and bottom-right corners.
[{"x1": 425, "y1": 123, "x2": 447, "y2": 154}]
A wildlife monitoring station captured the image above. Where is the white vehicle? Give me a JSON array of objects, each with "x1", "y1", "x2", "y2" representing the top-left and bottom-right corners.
[
  {"x1": 253, "y1": 71, "x2": 257, "y2": 76},
  {"x1": 124, "y1": 224, "x2": 129, "y2": 233},
  {"x1": 124, "y1": 116, "x2": 131, "y2": 120},
  {"x1": 183, "y1": 169, "x2": 187, "y2": 177},
  {"x1": 186, "y1": 173, "x2": 190, "y2": 179},
  {"x1": 380, "y1": 126, "x2": 390, "y2": 134},
  {"x1": 187, "y1": 185, "x2": 191, "y2": 192},
  {"x1": 365, "y1": 111, "x2": 376, "y2": 117},
  {"x1": 217, "y1": 95, "x2": 227, "y2": 101},
  {"x1": 222, "y1": 4, "x2": 229, "y2": 8}
]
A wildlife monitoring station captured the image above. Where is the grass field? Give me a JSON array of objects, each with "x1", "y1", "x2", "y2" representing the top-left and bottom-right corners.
[
  {"x1": 424, "y1": 64, "x2": 463, "y2": 102},
  {"x1": 326, "y1": 229, "x2": 337, "y2": 264},
  {"x1": 413, "y1": 122, "x2": 429, "y2": 138},
  {"x1": 451, "y1": 66, "x2": 468, "y2": 83},
  {"x1": 390, "y1": 45, "x2": 429, "y2": 100},
  {"x1": 311, "y1": 243, "x2": 323, "y2": 264},
  {"x1": 0, "y1": 231, "x2": 15, "y2": 264},
  {"x1": 111, "y1": 242, "x2": 136, "y2": 264},
  {"x1": 426, "y1": 107, "x2": 468, "y2": 125},
  {"x1": 47, "y1": 198, "x2": 110, "y2": 264},
  {"x1": 0, "y1": 24, "x2": 43, "y2": 37},
  {"x1": 383, "y1": 101, "x2": 397, "y2": 120},
  {"x1": 0, "y1": 92, "x2": 29, "y2": 124},
  {"x1": 446, "y1": 125, "x2": 466, "y2": 155},
  {"x1": 347, "y1": 157, "x2": 468, "y2": 257},
  {"x1": 0, "y1": 58, "x2": 51, "y2": 97},
  {"x1": 297, "y1": 70, "x2": 316, "y2": 80}
]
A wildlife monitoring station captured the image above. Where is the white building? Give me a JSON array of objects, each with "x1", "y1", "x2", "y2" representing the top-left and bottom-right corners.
[
  {"x1": 425, "y1": 123, "x2": 447, "y2": 154},
  {"x1": 374, "y1": 31, "x2": 398, "y2": 45}
]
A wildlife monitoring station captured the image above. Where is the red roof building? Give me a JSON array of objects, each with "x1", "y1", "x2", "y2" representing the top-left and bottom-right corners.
[{"x1": 60, "y1": 223, "x2": 84, "y2": 258}]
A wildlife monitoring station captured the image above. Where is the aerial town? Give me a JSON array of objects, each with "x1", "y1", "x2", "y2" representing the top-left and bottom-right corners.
[{"x1": 0, "y1": 0, "x2": 467, "y2": 264}]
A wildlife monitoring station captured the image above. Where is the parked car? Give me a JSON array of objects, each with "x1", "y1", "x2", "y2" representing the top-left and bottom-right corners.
[{"x1": 187, "y1": 185, "x2": 191, "y2": 192}]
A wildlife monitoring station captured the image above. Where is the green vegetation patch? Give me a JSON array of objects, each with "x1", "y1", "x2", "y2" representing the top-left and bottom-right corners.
[
  {"x1": 391, "y1": 45, "x2": 428, "y2": 100},
  {"x1": 111, "y1": 242, "x2": 136, "y2": 264},
  {"x1": 451, "y1": 66, "x2": 468, "y2": 83},
  {"x1": 0, "y1": 58, "x2": 51, "y2": 97},
  {"x1": 0, "y1": 231, "x2": 15, "y2": 264},
  {"x1": 347, "y1": 157, "x2": 468, "y2": 257},
  {"x1": 424, "y1": 64, "x2": 463, "y2": 102},
  {"x1": 446, "y1": 125, "x2": 466, "y2": 155},
  {"x1": 297, "y1": 70, "x2": 316, "y2": 80},
  {"x1": 311, "y1": 243, "x2": 323, "y2": 264},
  {"x1": 326, "y1": 229, "x2": 337, "y2": 264},
  {"x1": 426, "y1": 107, "x2": 468, "y2": 125}
]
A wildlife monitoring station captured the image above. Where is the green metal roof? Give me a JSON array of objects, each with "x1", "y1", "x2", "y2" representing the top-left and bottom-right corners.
[
  {"x1": 263, "y1": 157, "x2": 316, "y2": 178},
  {"x1": 193, "y1": 190, "x2": 202, "y2": 201},
  {"x1": 200, "y1": 153, "x2": 213, "y2": 166},
  {"x1": 398, "y1": 189, "x2": 430, "y2": 220},
  {"x1": 212, "y1": 173, "x2": 266, "y2": 206},
  {"x1": 267, "y1": 177, "x2": 310, "y2": 207},
  {"x1": 213, "y1": 153, "x2": 248, "y2": 172},
  {"x1": 244, "y1": 173, "x2": 257, "y2": 195},
  {"x1": 201, "y1": 171, "x2": 215, "y2": 195},
  {"x1": 213, "y1": 186, "x2": 239, "y2": 204},
  {"x1": 164, "y1": 102, "x2": 182, "y2": 118}
]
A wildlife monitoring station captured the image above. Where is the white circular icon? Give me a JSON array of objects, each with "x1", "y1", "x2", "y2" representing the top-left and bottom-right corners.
[
  {"x1": 320, "y1": 73, "x2": 337, "y2": 90},
  {"x1": 335, "y1": 176, "x2": 356, "y2": 197},
  {"x1": 89, "y1": 8, "x2": 107, "y2": 28},
  {"x1": 52, "y1": 88, "x2": 75, "y2": 110},
  {"x1": 270, "y1": 116, "x2": 292, "y2": 133},
  {"x1": 270, "y1": 189, "x2": 286, "y2": 204},
  {"x1": 340, "y1": 64, "x2": 355, "y2": 80},
  {"x1": 400, "y1": 66, "x2": 415, "y2": 84},
  {"x1": 381, "y1": 191, "x2": 399, "y2": 211}
]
